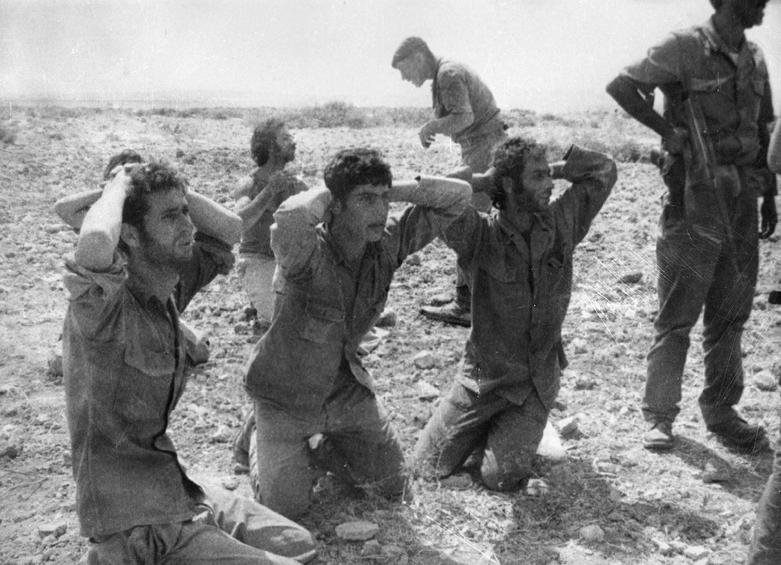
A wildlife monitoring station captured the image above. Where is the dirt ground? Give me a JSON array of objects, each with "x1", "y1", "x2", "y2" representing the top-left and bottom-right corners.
[{"x1": 0, "y1": 106, "x2": 779, "y2": 564}]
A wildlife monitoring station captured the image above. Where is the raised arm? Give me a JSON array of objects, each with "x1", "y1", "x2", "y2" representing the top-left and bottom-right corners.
[
  {"x1": 270, "y1": 187, "x2": 331, "y2": 279},
  {"x1": 54, "y1": 189, "x2": 102, "y2": 231},
  {"x1": 186, "y1": 190, "x2": 241, "y2": 246},
  {"x1": 555, "y1": 145, "x2": 618, "y2": 245},
  {"x1": 74, "y1": 170, "x2": 131, "y2": 271},
  {"x1": 234, "y1": 172, "x2": 299, "y2": 229}
]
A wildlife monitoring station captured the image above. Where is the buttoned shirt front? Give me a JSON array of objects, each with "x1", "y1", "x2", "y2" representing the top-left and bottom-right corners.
[
  {"x1": 243, "y1": 177, "x2": 471, "y2": 413},
  {"x1": 442, "y1": 147, "x2": 617, "y2": 409},
  {"x1": 63, "y1": 233, "x2": 234, "y2": 538},
  {"x1": 432, "y1": 58, "x2": 504, "y2": 144}
]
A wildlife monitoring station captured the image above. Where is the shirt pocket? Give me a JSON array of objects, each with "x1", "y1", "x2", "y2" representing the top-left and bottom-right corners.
[
  {"x1": 113, "y1": 342, "x2": 176, "y2": 435},
  {"x1": 299, "y1": 300, "x2": 345, "y2": 344}
]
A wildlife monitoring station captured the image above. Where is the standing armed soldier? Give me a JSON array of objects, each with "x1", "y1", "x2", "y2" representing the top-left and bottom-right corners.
[{"x1": 606, "y1": 0, "x2": 776, "y2": 451}]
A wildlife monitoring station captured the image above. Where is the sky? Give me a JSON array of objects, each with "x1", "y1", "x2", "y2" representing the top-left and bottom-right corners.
[{"x1": 1, "y1": 0, "x2": 780, "y2": 113}]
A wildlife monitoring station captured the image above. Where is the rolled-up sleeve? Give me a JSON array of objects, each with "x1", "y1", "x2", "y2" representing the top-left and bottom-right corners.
[
  {"x1": 63, "y1": 254, "x2": 126, "y2": 340},
  {"x1": 556, "y1": 145, "x2": 618, "y2": 246},
  {"x1": 175, "y1": 232, "x2": 235, "y2": 312},
  {"x1": 438, "y1": 69, "x2": 472, "y2": 115},
  {"x1": 270, "y1": 187, "x2": 330, "y2": 281},
  {"x1": 621, "y1": 33, "x2": 682, "y2": 88}
]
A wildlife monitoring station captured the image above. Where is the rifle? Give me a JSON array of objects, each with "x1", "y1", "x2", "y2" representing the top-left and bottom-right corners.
[{"x1": 681, "y1": 96, "x2": 741, "y2": 273}]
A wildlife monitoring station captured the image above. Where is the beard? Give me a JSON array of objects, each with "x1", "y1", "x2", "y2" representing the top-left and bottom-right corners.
[{"x1": 138, "y1": 226, "x2": 193, "y2": 270}]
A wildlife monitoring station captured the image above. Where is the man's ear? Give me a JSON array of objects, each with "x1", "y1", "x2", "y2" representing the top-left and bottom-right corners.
[
  {"x1": 329, "y1": 199, "x2": 343, "y2": 216},
  {"x1": 120, "y1": 223, "x2": 141, "y2": 250}
]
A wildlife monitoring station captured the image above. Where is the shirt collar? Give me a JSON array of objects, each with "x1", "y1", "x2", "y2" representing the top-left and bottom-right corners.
[{"x1": 701, "y1": 17, "x2": 744, "y2": 62}]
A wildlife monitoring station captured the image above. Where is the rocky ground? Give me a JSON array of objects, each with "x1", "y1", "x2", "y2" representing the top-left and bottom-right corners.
[{"x1": 0, "y1": 106, "x2": 779, "y2": 564}]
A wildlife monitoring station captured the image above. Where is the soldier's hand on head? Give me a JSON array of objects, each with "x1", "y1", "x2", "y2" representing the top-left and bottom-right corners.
[
  {"x1": 663, "y1": 127, "x2": 689, "y2": 155},
  {"x1": 760, "y1": 194, "x2": 777, "y2": 239},
  {"x1": 104, "y1": 163, "x2": 137, "y2": 196}
]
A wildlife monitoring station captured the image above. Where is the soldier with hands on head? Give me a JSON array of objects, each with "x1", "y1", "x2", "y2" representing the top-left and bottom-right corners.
[
  {"x1": 244, "y1": 148, "x2": 471, "y2": 519},
  {"x1": 606, "y1": 0, "x2": 775, "y2": 451},
  {"x1": 392, "y1": 36, "x2": 508, "y2": 327},
  {"x1": 62, "y1": 161, "x2": 316, "y2": 564},
  {"x1": 414, "y1": 136, "x2": 617, "y2": 491}
]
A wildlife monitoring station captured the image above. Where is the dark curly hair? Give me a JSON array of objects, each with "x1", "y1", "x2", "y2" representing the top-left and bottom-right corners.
[
  {"x1": 323, "y1": 148, "x2": 392, "y2": 204},
  {"x1": 102, "y1": 149, "x2": 143, "y2": 180},
  {"x1": 250, "y1": 118, "x2": 286, "y2": 166},
  {"x1": 490, "y1": 136, "x2": 547, "y2": 210},
  {"x1": 118, "y1": 161, "x2": 187, "y2": 253}
]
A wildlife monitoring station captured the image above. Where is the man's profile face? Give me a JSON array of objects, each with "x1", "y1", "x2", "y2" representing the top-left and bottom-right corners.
[
  {"x1": 505, "y1": 155, "x2": 554, "y2": 214},
  {"x1": 274, "y1": 127, "x2": 296, "y2": 164},
  {"x1": 337, "y1": 183, "x2": 390, "y2": 243},
  {"x1": 137, "y1": 189, "x2": 194, "y2": 267},
  {"x1": 396, "y1": 54, "x2": 427, "y2": 87}
]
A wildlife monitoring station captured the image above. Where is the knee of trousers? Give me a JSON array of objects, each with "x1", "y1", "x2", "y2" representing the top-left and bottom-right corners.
[{"x1": 257, "y1": 484, "x2": 313, "y2": 522}]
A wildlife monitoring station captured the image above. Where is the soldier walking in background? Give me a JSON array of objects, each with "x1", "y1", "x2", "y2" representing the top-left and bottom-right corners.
[
  {"x1": 606, "y1": 0, "x2": 776, "y2": 451},
  {"x1": 392, "y1": 36, "x2": 508, "y2": 326}
]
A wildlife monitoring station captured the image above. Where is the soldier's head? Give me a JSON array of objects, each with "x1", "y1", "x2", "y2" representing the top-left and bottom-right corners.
[
  {"x1": 118, "y1": 161, "x2": 194, "y2": 265},
  {"x1": 251, "y1": 118, "x2": 296, "y2": 167},
  {"x1": 710, "y1": 0, "x2": 767, "y2": 28},
  {"x1": 491, "y1": 136, "x2": 553, "y2": 213},
  {"x1": 102, "y1": 149, "x2": 143, "y2": 180},
  {"x1": 324, "y1": 148, "x2": 392, "y2": 243},
  {"x1": 391, "y1": 37, "x2": 437, "y2": 87}
]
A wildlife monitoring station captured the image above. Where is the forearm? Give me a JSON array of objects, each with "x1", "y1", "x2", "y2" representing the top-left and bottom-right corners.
[
  {"x1": 54, "y1": 188, "x2": 101, "y2": 230},
  {"x1": 426, "y1": 112, "x2": 474, "y2": 137},
  {"x1": 271, "y1": 187, "x2": 330, "y2": 275},
  {"x1": 561, "y1": 145, "x2": 618, "y2": 191},
  {"x1": 606, "y1": 75, "x2": 674, "y2": 140},
  {"x1": 389, "y1": 176, "x2": 471, "y2": 212},
  {"x1": 768, "y1": 120, "x2": 781, "y2": 175},
  {"x1": 236, "y1": 188, "x2": 277, "y2": 229},
  {"x1": 74, "y1": 182, "x2": 127, "y2": 270},
  {"x1": 187, "y1": 191, "x2": 242, "y2": 246}
]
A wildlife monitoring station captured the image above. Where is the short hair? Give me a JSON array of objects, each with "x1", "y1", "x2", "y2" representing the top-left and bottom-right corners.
[
  {"x1": 323, "y1": 148, "x2": 392, "y2": 203},
  {"x1": 490, "y1": 136, "x2": 547, "y2": 210},
  {"x1": 103, "y1": 149, "x2": 143, "y2": 180},
  {"x1": 119, "y1": 161, "x2": 187, "y2": 253},
  {"x1": 250, "y1": 118, "x2": 286, "y2": 166},
  {"x1": 391, "y1": 36, "x2": 434, "y2": 68},
  {"x1": 709, "y1": 0, "x2": 722, "y2": 8}
]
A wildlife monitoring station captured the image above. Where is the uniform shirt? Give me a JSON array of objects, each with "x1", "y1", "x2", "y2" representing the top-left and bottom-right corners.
[
  {"x1": 443, "y1": 146, "x2": 617, "y2": 410},
  {"x1": 237, "y1": 170, "x2": 308, "y2": 257},
  {"x1": 433, "y1": 58, "x2": 504, "y2": 144},
  {"x1": 62, "y1": 233, "x2": 233, "y2": 538},
  {"x1": 244, "y1": 177, "x2": 471, "y2": 412},
  {"x1": 619, "y1": 17, "x2": 773, "y2": 168}
]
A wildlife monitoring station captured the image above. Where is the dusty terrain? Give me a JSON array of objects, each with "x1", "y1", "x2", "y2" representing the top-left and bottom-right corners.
[{"x1": 0, "y1": 105, "x2": 779, "y2": 564}]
